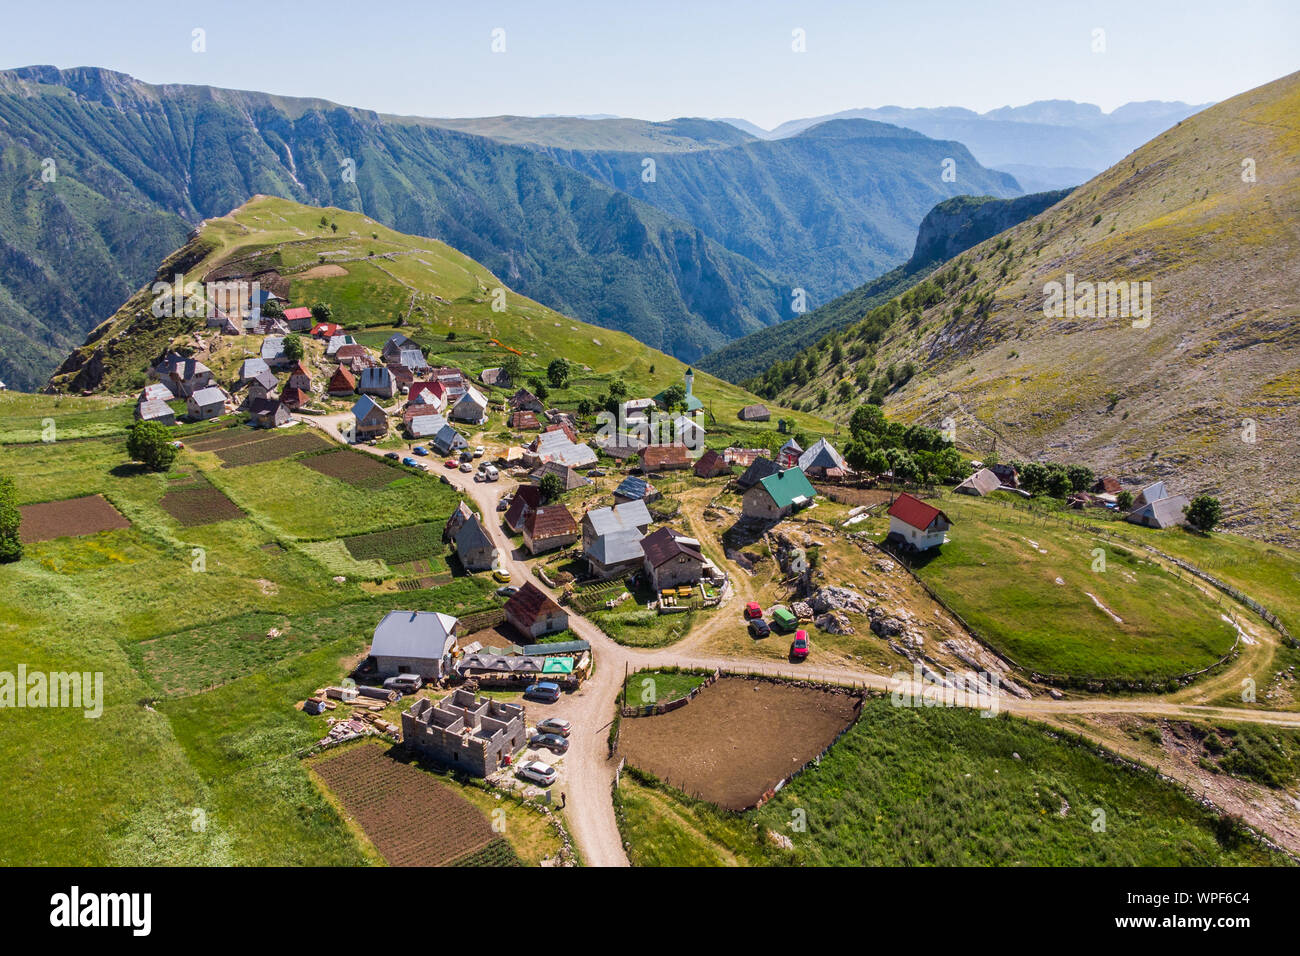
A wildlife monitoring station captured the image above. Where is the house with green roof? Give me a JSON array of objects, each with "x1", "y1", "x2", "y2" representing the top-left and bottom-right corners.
[{"x1": 742, "y1": 467, "x2": 817, "y2": 521}]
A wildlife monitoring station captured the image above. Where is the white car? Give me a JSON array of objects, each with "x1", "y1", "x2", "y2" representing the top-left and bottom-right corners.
[
  {"x1": 473, "y1": 445, "x2": 485, "y2": 458},
  {"x1": 517, "y1": 760, "x2": 557, "y2": 786}
]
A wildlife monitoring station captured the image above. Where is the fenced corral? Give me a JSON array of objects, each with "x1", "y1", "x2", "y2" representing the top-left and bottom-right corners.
[
  {"x1": 567, "y1": 576, "x2": 632, "y2": 614},
  {"x1": 945, "y1": 493, "x2": 1295, "y2": 647},
  {"x1": 621, "y1": 668, "x2": 722, "y2": 718}
]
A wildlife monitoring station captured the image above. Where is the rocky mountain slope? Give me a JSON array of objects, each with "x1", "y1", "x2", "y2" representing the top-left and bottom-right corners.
[
  {"x1": 750, "y1": 71, "x2": 1300, "y2": 542},
  {"x1": 749, "y1": 99, "x2": 1210, "y2": 191}
]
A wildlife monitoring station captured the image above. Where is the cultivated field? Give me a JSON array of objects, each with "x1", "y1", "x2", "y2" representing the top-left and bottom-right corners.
[
  {"x1": 343, "y1": 522, "x2": 443, "y2": 565},
  {"x1": 311, "y1": 743, "x2": 505, "y2": 867},
  {"x1": 158, "y1": 478, "x2": 244, "y2": 526},
  {"x1": 18, "y1": 493, "x2": 132, "y2": 542},
  {"x1": 619, "y1": 678, "x2": 861, "y2": 810},
  {"x1": 200, "y1": 430, "x2": 332, "y2": 467},
  {"x1": 303, "y1": 448, "x2": 405, "y2": 488}
]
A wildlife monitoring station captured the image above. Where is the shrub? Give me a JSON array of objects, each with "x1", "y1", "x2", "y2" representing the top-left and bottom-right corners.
[
  {"x1": 125, "y1": 421, "x2": 178, "y2": 472},
  {"x1": 0, "y1": 474, "x2": 21, "y2": 563}
]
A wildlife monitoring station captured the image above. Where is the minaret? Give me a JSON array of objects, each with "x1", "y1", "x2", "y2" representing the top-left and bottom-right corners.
[{"x1": 684, "y1": 367, "x2": 694, "y2": 399}]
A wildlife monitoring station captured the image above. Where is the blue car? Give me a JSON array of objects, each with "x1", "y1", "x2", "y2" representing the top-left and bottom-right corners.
[
  {"x1": 412, "y1": 446, "x2": 429, "y2": 456},
  {"x1": 402, "y1": 456, "x2": 419, "y2": 467},
  {"x1": 524, "y1": 682, "x2": 561, "y2": 703}
]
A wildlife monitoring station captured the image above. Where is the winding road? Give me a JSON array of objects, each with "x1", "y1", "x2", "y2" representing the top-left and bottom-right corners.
[{"x1": 300, "y1": 413, "x2": 1300, "y2": 866}]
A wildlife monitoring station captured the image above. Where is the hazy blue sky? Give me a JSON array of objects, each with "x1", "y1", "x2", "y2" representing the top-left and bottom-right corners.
[{"x1": 1, "y1": 1, "x2": 1295, "y2": 128}]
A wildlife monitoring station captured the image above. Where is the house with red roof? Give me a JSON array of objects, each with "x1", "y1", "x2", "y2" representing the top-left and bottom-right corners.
[
  {"x1": 886, "y1": 493, "x2": 951, "y2": 552},
  {"x1": 279, "y1": 385, "x2": 311, "y2": 410},
  {"x1": 408, "y1": 380, "x2": 448, "y2": 411},
  {"x1": 282, "y1": 306, "x2": 313, "y2": 331},
  {"x1": 328, "y1": 366, "x2": 356, "y2": 396},
  {"x1": 287, "y1": 361, "x2": 312, "y2": 392}
]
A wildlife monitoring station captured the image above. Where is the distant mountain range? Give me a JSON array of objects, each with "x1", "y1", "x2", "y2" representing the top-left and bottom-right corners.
[
  {"x1": 0, "y1": 66, "x2": 1018, "y2": 390},
  {"x1": 717, "y1": 99, "x2": 1211, "y2": 191}
]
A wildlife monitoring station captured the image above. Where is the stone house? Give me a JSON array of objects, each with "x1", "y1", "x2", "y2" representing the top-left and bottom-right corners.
[{"x1": 402, "y1": 689, "x2": 526, "y2": 777}]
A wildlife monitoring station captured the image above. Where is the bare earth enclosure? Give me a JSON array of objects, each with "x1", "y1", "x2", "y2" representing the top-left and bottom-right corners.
[
  {"x1": 311, "y1": 743, "x2": 497, "y2": 866},
  {"x1": 620, "y1": 678, "x2": 862, "y2": 810},
  {"x1": 18, "y1": 494, "x2": 131, "y2": 543}
]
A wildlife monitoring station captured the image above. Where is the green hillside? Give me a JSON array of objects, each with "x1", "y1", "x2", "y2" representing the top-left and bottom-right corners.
[
  {"x1": 701, "y1": 189, "x2": 1071, "y2": 383},
  {"x1": 0, "y1": 66, "x2": 1023, "y2": 392},
  {"x1": 539, "y1": 120, "x2": 1021, "y2": 308},
  {"x1": 745, "y1": 70, "x2": 1300, "y2": 544},
  {"x1": 0, "y1": 66, "x2": 786, "y2": 389},
  {"x1": 49, "y1": 195, "x2": 831, "y2": 435}
]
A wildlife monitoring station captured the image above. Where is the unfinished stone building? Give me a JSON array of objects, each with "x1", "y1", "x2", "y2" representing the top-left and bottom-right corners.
[{"x1": 401, "y1": 688, "x2": 527, "y2": 776}]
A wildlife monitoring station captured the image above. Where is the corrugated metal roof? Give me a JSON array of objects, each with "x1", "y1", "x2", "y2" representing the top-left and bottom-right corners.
[{"x1": 370, "y1": 610, "x2": 458, "y2": 660}]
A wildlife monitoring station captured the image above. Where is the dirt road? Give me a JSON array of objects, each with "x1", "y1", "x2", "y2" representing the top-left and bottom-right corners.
[{"x1": 300, "y1": 413, "x2": 1300, "y2": 866}]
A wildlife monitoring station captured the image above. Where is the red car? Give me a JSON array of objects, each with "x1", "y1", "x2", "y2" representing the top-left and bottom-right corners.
[
  {"x1": 444, "y1": 459, "x2": 458, "y2": 469},
  {"x1": 790, "y1": 630, "x2": 810, "y2": 661},
  {"x1": 743, "y1": 601, "x2": 763, "y2": 620}
]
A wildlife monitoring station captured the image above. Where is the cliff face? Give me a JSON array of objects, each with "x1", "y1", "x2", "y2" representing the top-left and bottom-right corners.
[
  {"x1": 906, "y1": 190, "x2": 1072, "y2": 272},
  {"x1": 699, "y1": 189, "x2": 1068, "y2": 384}
]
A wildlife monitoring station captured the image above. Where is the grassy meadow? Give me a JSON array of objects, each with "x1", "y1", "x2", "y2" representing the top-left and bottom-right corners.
[
  {"x1": 615, "y1": 698, "x2": 1286, "y2": 867},
  {"x1": 910, "y1": 492, "x2": 1240, "y2": 683},
  {"x1": 0, "y1": 394, "x2": 497, "y2": 864}
]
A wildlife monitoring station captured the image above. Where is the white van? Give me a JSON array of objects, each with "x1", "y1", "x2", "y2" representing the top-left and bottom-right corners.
[{"x1": 484, "y1": 465, "x2": 499, "y2": 482}]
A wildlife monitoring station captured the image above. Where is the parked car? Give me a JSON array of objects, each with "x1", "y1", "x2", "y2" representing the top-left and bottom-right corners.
[
  {"x1": 402, "y1": 456, "x2": 419, "y2": 467},
  {"x1": 743, "y1": 601, "x2": 763, "y2": 620},
  {"x1": 748, "y1": 618, "x2": 770, "y2": 639},
  {"x1": 496, "y1": 497, "x2": 510, "y2": 511},
  {"x1": 458, "y1": 461, "x2": 473, "y2": 473},
  {"x1": 412, "y1": 446, "x2": 429, "y2": 456},
  {"x1": 473, "y1": 445, "x2": 485, "y2": 458},
  {"x1": 769, "y1": 605, "x2": 798, "y2": 633},
  {"x1": 524, "y1": 681, "x2": 561, "y2": 703},
  {"x1": 536, "y1": 717, "x2": 572, "y2": 737},
  {"x1": 484, "y1": 465, "x2": 499, "y2": 481},
  {"x1": 790, "y1": 630, "x2": 810, "y2": 661},
  {"x1": 444, "y1": 459, "x2": 458, "y2": 469},
  {"x1": 383, "y1": 673, "x2": 423, "y2": 694},
  {"x1": 530, "y1": 733, "x2": 569, "y2": 754},
  {"x1": 459, "y1": 450, "x2": 473, "y2": 462},
  {"x1": 493, "y1": 567, "x2": 512, "y2": 583},
  {"x1": 517, "y1": 760, "x2": 557, "y2": 786},
  {"x1": 586, "y1": 468, "x2": 606, "y2": 477},
  {"x1": 384, "y1": 452, "x2": 400, "y2": 460},
  {"x1": 496, "y1": 585, "x2": 518, "y2": 598}
]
